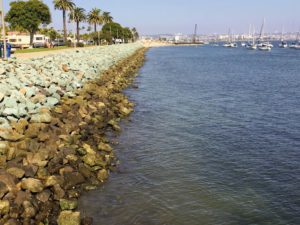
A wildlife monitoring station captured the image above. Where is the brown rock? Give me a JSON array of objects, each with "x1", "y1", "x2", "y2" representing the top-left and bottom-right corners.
[
  {"x1": 53, "y1": 184, "x2": 65, "y2": 200},
  {"x1": 57, "y1": 210, "x2": 80, "y2": 225},
  {"x1": 0, "y1": 200, "x2": 10, "y2": 215},
  {"x1": 64, "y1": 172, "x2": 85, "y2": 189},
  {"x1": 98, "y1": 142, "x2": 113, "y2": 152},
  {"x1": 6, "y1": 167, "x2": 25, "y2": 179},
  {"x1": 62, "y1": 64, "x2": 69, "y2": 72},
  {"x1": 15, "y1": 191, "x2": 31, "y2": 206},
  {"x1": 97, "y1": 169, "x2": 109, "y2": 182},
  {"x1": 45, "y1": 175, "x2": 64, "y2": 187},
  {"x1": 22, "y1": 200, "x2": 36, "y2": 218},
  {"x1": 21, "y1": 178, "x2": 44, "y2": 193},
  {"x1": 36, "y1": 190, "x2": 51, "y2": 203},
  {"x1": 0, "y1": 129, "x2": 24, "y2": 142}
]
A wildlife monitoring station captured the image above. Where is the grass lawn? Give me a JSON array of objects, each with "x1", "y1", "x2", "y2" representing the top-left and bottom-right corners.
[{"x1": 15, "y1": 46, "x2": 71, "y2": 54}]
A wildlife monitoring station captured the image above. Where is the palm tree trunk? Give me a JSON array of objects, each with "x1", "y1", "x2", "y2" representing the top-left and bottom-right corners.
[
  {"x1": 94, "y1": 23, "x2": 99, "y2": 45},
  {"x1": 63, "y1": 10, "x2": 67, "y2": 43},
  {"x1": 77, "y1": 22, "x2": 80, "y2": 43}
]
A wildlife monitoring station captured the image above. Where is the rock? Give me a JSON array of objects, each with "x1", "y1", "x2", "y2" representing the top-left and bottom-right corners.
[
  {"x1": 15, "y1": 191, "x2": 31, "y2": 206},
  {"x1": 53, "y1": 184, "x2": 65, "y2": 200},
  {"x1": 0, "y1": 200, "x2": 10, "y2": 215},
  {"x1": 57, "y1": 210, "x2": 80, "y2": 225},
  {"x1": 64, "y1": 172, "x2": 85, "y2": 189},
  {"x1": 6, "y1": 167, "x2": 25, "y2": 178},
  {"x1": 0, "y1": 93, "x2": 5, "y2": 102},
  {"x1": 0, "y1": 129, "x2": 24, "y2": 142},
  {"x1": 27, "y1": 152, "x2": 48, "y2": 167},
  {"x1": 97, "y1": 169, "x2": 109, "y2": 182},
  {"x1": 30, "y1": 112, "x2": 52, "y2": 123},
  {"x1": 21, "y1": 178, "x2": 44, "y2": 193},
  {"x1": 22, "y1": 200, "x2": 36, "y2": 218},
  {"x1": 2, "y1": 108, "x2": 19, "y2": 117},
  {"x1": 45, "y1": 97, "x2": 59, "y2": 106},
  {"x1": 0, "y1": 141, "x2": 9, "y2": 155},
  {"x1": 82, "y1": 143, "x2": 96, "y2": 154},
  {"x1": 24, "y1": 123, "x2": 44, "y2": 138},
  {"x1": 0, "y1": 181, "x2": 8, "y2": 199},
  {"x1": 98, "y1": 142, "x2": 113, "y2": 152},
  {"x1": 62, "y1": 64, "x2": 69, "y2": 72},
  {"x1": 0, "y1": 118, "x2": 10, "y2": 129},
  {"x1": 45, "y1": 175, "x2": 63, "y2": 187},
  {"x1": 59, "y1": 199, "x2": 78, "y2": 210},
  {"x1": 76, "y1": 148, "x2": 86, "y2": 156},
  {"x1": 36, "y1": 190, "x2": 51, "y2": 203},
  {"x1": 82, "y1": 153, "x2": 96, "y2": 167},
  {"x1": 0, "y1": 172, "x2": 17, "y2": 192},
  {"x1": 6, "y1": 147, "x2": 16, "y2": 160},
  {"x1": 3, "y1": 218, "x2": 20, "y2": 225}
]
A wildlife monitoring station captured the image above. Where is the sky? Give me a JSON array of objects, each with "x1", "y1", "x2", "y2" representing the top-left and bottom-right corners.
[{"x1": 3, "y1": 0, "x2": 300, "y2": 35}]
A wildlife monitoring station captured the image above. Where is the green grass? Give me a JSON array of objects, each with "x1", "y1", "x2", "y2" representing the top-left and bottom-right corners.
[{"x1": 15, "y1": 46, "x2": 71, "y2": 54}]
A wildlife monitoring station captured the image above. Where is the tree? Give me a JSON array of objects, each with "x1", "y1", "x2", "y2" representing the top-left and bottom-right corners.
[
  {"x1": 39, "y1": 27, "x2": 61, "y2": 41},
  {"x1": 87, "y1": 8, "x2": 102, "y2": 45},
  {"x1": 69, "y1": 7, "x2": 86, "y2": 43},
  {"x1": 102, "y1": 12, "x2": 113, "y2": 25},
  {"x1": 53, "y1": 0, "x2": 75, "y2": 43},
  {"x1": 102, "y1": 22, "x2": 123, "y2": 43},
  {"x1": 132, "y1": 27, "x2": 139, "y2": 41},
  {"x1": 123, "y1": 27, "x2": 133, "y2": 43},
  {"x1": 5, "y1": 0, "x2": 51, "y2": 45}
]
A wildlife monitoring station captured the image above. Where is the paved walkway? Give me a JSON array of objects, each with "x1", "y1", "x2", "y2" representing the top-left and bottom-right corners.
[{"x1": 14, "y1": 46, "x2": 98, "y2": 59}]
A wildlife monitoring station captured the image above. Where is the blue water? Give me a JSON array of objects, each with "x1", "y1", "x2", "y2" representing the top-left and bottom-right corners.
[{"x1": 79, "y1": 46, "x2": 300, "y2": 225}]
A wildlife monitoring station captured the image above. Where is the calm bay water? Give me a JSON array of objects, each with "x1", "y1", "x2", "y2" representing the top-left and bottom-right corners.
[{"x1": 79, "y1": 46, "x2": 300, "y2": 225}]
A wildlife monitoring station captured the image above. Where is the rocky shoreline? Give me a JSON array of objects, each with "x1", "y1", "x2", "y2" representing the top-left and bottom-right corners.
[{"x1": 0, "y1": 45, "x2": 147, "y2": 224}]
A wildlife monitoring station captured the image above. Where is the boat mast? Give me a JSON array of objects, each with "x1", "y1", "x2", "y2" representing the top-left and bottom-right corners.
[
  {"x1": 193, "y1": 24, "x2": 197, "y2": 44},
  {"x1": 259, "y1": 18, "x2": 265, "y2": 43},
  {"x1": 252, "y1": 26, "x2": 256, "y2": 45}
]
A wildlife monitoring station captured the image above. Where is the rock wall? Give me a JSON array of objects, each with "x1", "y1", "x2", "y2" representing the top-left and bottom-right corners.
[
  {"x1": 0, "y1": 43, "x2": 142, "y2": 127},
  {"x1": 0, "y1": 45, "x2": 147, "y2": 224}
]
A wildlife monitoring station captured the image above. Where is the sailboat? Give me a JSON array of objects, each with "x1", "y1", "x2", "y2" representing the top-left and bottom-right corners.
[
  {"x1": 246, "y1": 26, "x2": 257, "y2": 50},
  {"x1": 257, "y1": 19, "x2": 272, "y2": 51},
  {"x1": 223, "y1": 29, "x2": 238, "y2": 48},
  {"x1": 279, "y1": 28, "x2": 288, "y2": 48},
  {"x1": 290, "y1": 32, "x2": 300, "y2": 49}
]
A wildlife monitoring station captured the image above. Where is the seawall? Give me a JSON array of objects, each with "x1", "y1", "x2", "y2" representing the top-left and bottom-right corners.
[{"x1": 0, "y1": 44, "x2": 147, "y2": 224}]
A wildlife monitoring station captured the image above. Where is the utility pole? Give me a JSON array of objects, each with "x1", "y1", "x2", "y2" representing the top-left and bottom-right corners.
[{"x1": 0, "y1": 0, "x2": 7, "y2": 60}]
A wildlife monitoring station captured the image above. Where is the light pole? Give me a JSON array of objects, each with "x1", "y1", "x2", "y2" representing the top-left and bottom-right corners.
[{"x1": 0, "y1": 0, "x2": 7, "y2": 60}]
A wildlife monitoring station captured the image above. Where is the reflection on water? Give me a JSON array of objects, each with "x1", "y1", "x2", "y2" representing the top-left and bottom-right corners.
[{"x1": 79, "y1": 46, "x2": 300, "y2": 225}]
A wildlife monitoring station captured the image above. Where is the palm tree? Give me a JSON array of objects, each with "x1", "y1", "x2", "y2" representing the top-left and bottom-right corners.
[
  {"x1": 69, "y1": 7, "x2": 86, "y2": 43},
  {"x1": 87, "y1": 8, "x2": 102, "y2": 32},
  {"x1": 102, "y1": 11, "x2": 113, "y2": 25},
  {"x1": 87, "y1": 8, "x2": 103, "y2": 45},
  {"x1": 53, "y1": 0, "x2": 75, "y2": 43}
]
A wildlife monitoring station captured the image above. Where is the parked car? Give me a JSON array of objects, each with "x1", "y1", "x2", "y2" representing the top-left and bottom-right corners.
[
  {"x1": 52, "y1": 39, "x2": 65, "y2": 47},
  {"x1": 33, "y1": 35, "x2": 49, "y2": 48}
]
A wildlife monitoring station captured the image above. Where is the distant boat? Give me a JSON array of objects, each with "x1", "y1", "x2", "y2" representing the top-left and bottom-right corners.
[
  {"x1": 257, "y1": 19, "x2": 272, "y2": 51},
  {"x1": 223, "y1": 28, "x2": 238, "y2": 48},
  {"x1": 279, "y1": 42, "x2": 288, "y2": 48},
  {"x1": 246, "y1": 26, "x2": 257, "y2": 50},
  {"x1": 279, "y1": 28, "x2": 288, "y2": 48},
  {"x1": 290, "y1": 32, "x2": 300, "y2": 49}
]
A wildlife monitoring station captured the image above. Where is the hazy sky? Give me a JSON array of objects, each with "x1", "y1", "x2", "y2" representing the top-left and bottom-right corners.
[{"x1": 4, "y1": 0, "x2": 300, "y2": 35}]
